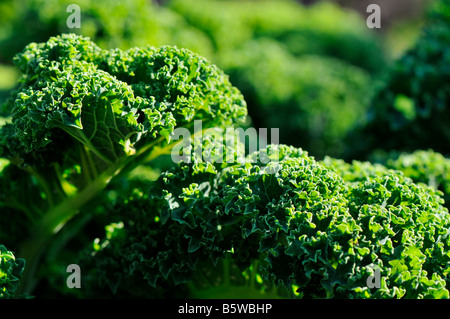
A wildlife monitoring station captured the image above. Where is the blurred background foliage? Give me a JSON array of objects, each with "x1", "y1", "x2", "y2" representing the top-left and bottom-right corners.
[{"x1": 0, "y1": 0, "x2": 444, "y2": 161}]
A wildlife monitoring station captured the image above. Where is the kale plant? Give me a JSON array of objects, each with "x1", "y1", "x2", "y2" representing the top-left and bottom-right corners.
[{"x1": 0, "y1": 33, "x2": 246, "y2": 295}]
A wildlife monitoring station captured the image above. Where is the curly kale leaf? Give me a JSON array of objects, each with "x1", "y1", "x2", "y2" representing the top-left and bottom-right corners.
[
  {"x1": 323, "y1": 149, "x2": 450, "y2": 210},
  {"x1": 3, "y1": 33, "x2": 246, "y2": 167},
  {"x1": 321, "y1": 154, "x2": 450, "y2": 298},
  {"x1": 0, "y1": 245, "x2": 25, "y2": 299},
  {"x1": 79, "y1": 133, "x2": 247, "y2": 298},
  {"x1": 86, "y1": 144, "x2": 450, "y2": 299}
]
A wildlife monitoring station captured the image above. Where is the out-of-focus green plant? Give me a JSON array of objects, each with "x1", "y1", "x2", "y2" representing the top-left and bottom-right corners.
[
  {"x1": 359, "y1": 0, "x2": 450, "y2": 156},
  {"x1": 167, "y1": 0, "x2": 387, "y2": 159},
  {"x1": 0, "y1": 64, "x2": 19, "y2": 113},
  {"x1": 0, "y1": 0, "x2": 214, "y2": 64},
  {"x1": 221, "y1": 38, "x2": 374, "y2": 158},
  {"x1": 168, "y1": 0, "x2": 387, "y2": 74}
]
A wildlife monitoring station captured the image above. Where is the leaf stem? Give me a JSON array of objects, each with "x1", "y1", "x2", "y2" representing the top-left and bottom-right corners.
[
  {"x1": 23, "y1": 166, "x2": 55, "y2": 209},
  {"x1": 17, "y1": 130, "x2": 200, "y2": 295},
  {"x1": 18, "y1": 164, "x2": 120, "y2": 295},
  {"x1": 79, "y1": 143, "x2": 93, "y2": 185}
]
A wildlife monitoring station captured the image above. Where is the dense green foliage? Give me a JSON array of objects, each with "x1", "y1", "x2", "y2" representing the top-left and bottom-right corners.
[
  {"x1": 377, "y1": 150, "x2": 450, "y2": 207},
  {"x1": 76, "y1": 144, "x2": 450, "y2": 299},
  {"x1": 1, "y1": 0, "x2": 450, "y2": 300},
  {"x1": 324, "y1": 149, "x2": 450, "y2": 209}
]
